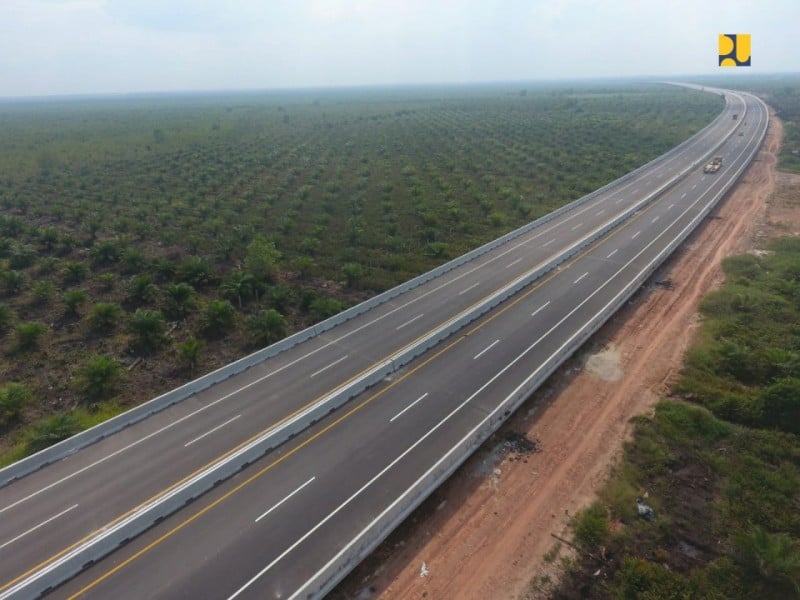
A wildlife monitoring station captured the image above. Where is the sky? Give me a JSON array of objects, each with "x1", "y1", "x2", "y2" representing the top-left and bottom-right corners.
[{"x1": 1, "y1": 0, "x2": 798, "y2": 98}]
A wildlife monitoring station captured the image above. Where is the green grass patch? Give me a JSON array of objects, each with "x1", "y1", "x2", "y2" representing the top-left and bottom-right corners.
[
  {"x1": 0, "y1": 400, "x2": 125, "y2": 467},
  {"x1": 551, "y1": 237, "x2": 800, "y2": 599}
]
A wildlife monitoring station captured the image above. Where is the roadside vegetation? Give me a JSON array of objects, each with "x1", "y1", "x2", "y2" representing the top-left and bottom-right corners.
[
  {"x1": 695, "y1": 73, "x2": 800, "y2": 173},
  {"x1": 547, "y1": 237, "x2": 800, "y2": 599},
  {"x1": 0, "y1": 83, "x2": 722, "y2": 463},
  {"x1": 747, "y1": 78, "x2": 800, "y2": 174}
]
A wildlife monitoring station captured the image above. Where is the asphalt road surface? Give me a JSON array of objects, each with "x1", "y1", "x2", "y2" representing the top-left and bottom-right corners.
[{"x1": 0, "y1": 86, "x2": 766, "y2": 599}]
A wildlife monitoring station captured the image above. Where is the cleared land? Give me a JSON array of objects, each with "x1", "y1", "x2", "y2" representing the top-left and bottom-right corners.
[
  {"x1": 0, "y1": 83, "x2": 722, "y2": 462},
  {"x1": 330, "y1": 107, "x2": 784, "y2": 599}
]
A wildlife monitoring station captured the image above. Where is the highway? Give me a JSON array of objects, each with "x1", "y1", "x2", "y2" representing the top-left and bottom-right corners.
[{"x1": 0, "y1": 86, "x2": 767, "y2": 599}]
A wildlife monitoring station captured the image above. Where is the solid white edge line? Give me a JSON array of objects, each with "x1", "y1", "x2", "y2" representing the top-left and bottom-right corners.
[
  {"x1": 0, "y1": 504, "x2": 78, "y2": 551},
  {"x1": 3, "y1": 95, "x2": 766, "y2": 598},
  {"x1": 184, "y1": 415, "x2": 242, "y2": 448},
  {"x1": 255, "y1": 477, "x2": 316, "y2": 523},
  {"x1": 389, "y1": 393, "x2": 430, "y2": 423},
  {"x1": 530, "y1": 300, "x2": 551, "y2": 318},
  {"x1": 285, "y1": 112, "x2": 764, "y2": 599},
  {"x1": 1, "y1": 162, "x2": 607, "y2": 510},
  {"x1": 310, "y1": 356, "x2": 349, "y2": 379},
  {"x1": 473, "y1": 339, "x2": 500, "y2": 360},
  {"x1": 395, "y1": 313, "x2": 424, "y2": 331}
]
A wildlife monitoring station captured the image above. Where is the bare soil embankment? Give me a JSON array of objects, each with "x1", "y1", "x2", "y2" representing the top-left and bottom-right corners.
[{"x1": 331, "y1": 111, "x2": 786, "y2": 600}]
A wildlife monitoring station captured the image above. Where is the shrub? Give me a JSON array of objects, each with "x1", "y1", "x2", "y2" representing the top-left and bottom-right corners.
[
  {"x1": 97, "y1": 273, "x2": 118, "y2": 291},
  {"x1": 129, "y1": 309, "x2": 167, "y2": 353},
  {"x1": 62, "y1": 261, "x2": 88, "y2": 285},
  {"x1": 26, "y1": 413, "x2": 81, "y2": 454},
  {"x1": 32, "y1": 281, "x2": 55, "y2": 305},
  {"x1": 734, "y1": 526, "x2": 800, "y2": 595},
  {"x1": 573, "y1": 503, "x2": 608, "y2": 550},
  {"x1": 200, "y1": 299, "x2": 235, "y2": 338},
  {"x1": 78, "y1": 355, "x2": 123, "y2": 400},
  {"x1": 760, "y1": 378, "x2": 800, "y2": 435},
  {"x1": 310, "y1": 297, "x2": 344, "y2": 322},
  {"x1": 88, "y1": 302, "x2": 121, "y2": 332},
  {"x1": 1, "y1": 270, "x2": 25, "y2": 295},
  {"x1": 15, "y1": 321, "x2": 46, "y2": 352},
  {"x1": 177, "y1": 338, "x2": 203, "y2": 373},
  {"x1": 0, "y1": 304, "x2": 12, "y2": 333},
  {"x1": 0, "y1": 383, "x2": 30, "y2": 427},
  {"x1": 63, "y1": 288, "x2": 88, "y2": 316},
  {"x1": 342, "y1": 262, "x2": 363, "y2": 288},
  {"x1": 177, "y1": 257, "x2": 213, "y2": 288},
  {"x1": 247, "y1": 309, "x2": 287, "y2": 347},
  {"x1": 164, "y1": 282, "x2": 196, "y2": 319},
  {"x1": 126, "y1": 274, "x2": 158, "y2": 306}
]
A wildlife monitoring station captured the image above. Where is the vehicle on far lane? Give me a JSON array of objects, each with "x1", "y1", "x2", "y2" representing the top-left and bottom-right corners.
[{"x1": 703, "y1": 156, "x2": 723, "y2": 174}]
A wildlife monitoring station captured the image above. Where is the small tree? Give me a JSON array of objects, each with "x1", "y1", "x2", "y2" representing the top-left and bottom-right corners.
[
  {"x1": 0, "y1": 304, "x2": 13, "y2": 334},
  {"x1": 39, "y1": 226, "x2": 60, "y2": 251},
  {"x1": 97, "y1": 273, "x2": 117, "y2": 291},
  {"x1": 221, "y1": 272, "x2": 258, "y2": 308},
  {"x1": 310, "y1": 297, "x2": 344, "y2": 322},
  {"x1": 164, "y1": 282, "x2": 196, "y2": 320},
  {"x1": 63, "y1": 289, "x2": 88, "y2": 316},
  {"x1": 735, "y1": 526, "x2": 800, "y2": 593},
  {"x1": 90, "y1": 240, "x2": 122, "y2": 267},
  {"x1": 761, "y1": 378, "x2": 800, "y2": 435},
  {"x1": 78, "y1": 355, "x2": 122, "y2": 400},
  {"x1": 177, "y1": 338, "x2": 203, "y2": 373},
  {"x1": 294, "y1": 255, "x2": 315, "y2": 279},
  {"x1": 177, "y1": 257, "x2": 213, "y2": 288},
  {"x1": 126, "y1": 274, "x2": 158, "y2": 307},
  {"x1": 32, "y1": 281, "x2": 55, "y2": 306},
  {"x1": 247, "y1": 309, "x2": 287, "y2": 347},
  {"x1": 200, "y1": 300, "x2": 235, "y2": 338},
  {"x1": 342, "y1": 262, "x2": 363, "y2": 288},
  {"x1": 129, "y1": 309, "x2": 167, "y2": 353},
  {"x1": 88, "y1": 302, "x2": 122, "y2": 333},
  {"x1": 62, "y1": 261, "x2": 88, "y2": 285},
  {"x1": 245, "y1": 236, "x2": 281, "y2": 283},
  {"x1": 15, "y1": 321, "x2": 46, "y2": 352},
  {"x1": 268, "y1": 284, "x2": 295, "y2": 313},
  {"x1": 0, "y1": 383, "x2": 30, "y2": 427},
  {"x1": 1, "y1": 270, "x2": 26, "y2": 296}
]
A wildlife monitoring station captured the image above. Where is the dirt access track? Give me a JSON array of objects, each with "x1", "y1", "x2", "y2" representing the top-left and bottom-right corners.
[{"x1": 332, "y1": 110, "x2": 787, "y2": 600}]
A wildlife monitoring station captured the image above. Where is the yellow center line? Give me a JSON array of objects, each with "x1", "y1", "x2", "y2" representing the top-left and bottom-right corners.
[
  {"x1": 1, "y1": 209, "x2": 613, "y2": 593},
  {"x1": 65, "y1": 199, "x2": 664, "y2": 597}
]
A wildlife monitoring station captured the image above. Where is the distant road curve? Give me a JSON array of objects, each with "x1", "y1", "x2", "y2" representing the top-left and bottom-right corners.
[{"x1": 0, "y1": 84, "x2": 766, "y2": 600}]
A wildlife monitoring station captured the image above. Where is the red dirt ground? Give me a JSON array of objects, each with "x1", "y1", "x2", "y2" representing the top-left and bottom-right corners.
[{"x1": 331, "y1": 111, "x2": 788, "y2": 600}]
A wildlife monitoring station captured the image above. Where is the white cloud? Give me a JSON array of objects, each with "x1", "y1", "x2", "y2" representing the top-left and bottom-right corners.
[{"x1": 0, "y1": 0, "x2": 798, "y2": 97}]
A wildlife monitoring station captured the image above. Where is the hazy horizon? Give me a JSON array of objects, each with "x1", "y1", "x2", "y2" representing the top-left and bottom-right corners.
[{"x1": 2, "y1": 0, "x2": 799, "y2": 99}]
